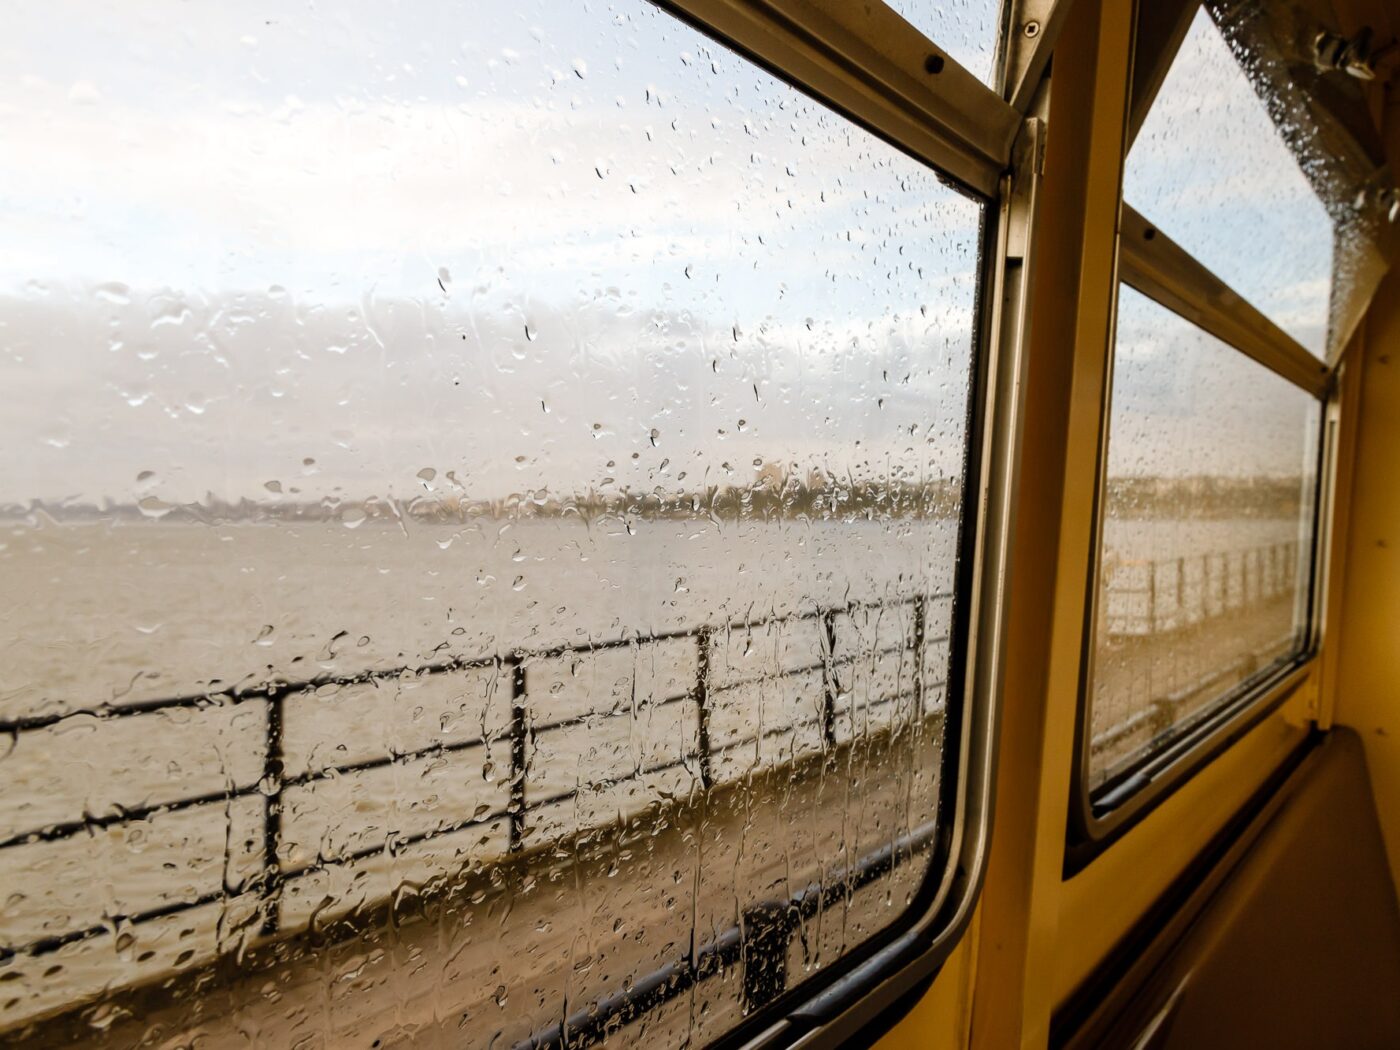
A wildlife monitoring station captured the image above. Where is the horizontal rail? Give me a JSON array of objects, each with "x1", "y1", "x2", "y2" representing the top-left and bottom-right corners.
[{"x1": 0, "y1": 594, "x2": 952, "y2": 735}]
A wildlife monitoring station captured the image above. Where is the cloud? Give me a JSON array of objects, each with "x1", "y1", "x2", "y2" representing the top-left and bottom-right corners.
[
  {"x1": 0, "y1": 1, "x2": 985, "y2": 506},
  {"x1": 1110, "y1": 286, "x2": 1319, "y2": 480}
]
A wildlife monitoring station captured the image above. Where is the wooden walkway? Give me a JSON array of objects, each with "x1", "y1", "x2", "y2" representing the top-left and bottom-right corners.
[{"x1": 12, "y1": 726, "x2": 942, "y2": 1050}]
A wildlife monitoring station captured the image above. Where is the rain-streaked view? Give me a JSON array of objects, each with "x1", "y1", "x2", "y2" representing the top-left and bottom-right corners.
[
  {"x1": 0, "y1": 1, "x2": 1322, "y2": 1047},
  {"x1": 1092, "y1": 6, "x2": 1324, "y2": 784}
]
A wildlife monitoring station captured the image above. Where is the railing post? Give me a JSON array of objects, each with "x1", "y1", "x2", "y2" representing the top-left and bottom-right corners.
[
  {"x1": 820, "y1": 609, "x2": 838, "y2": 748},
  {"x1": 508, "y1": 655, "x2": 528, "y2": 854},
  {"x1": 740, "y1": 901, "x2": 795, "y2": 1014},
  {"x1": 1199, "y1": 554, "x2": 1209, "y2": 620},
  {"x1": 259, "y1": 689, "x2": 285, "y2": 938},
  {"x1": 694, "y1": 629, "x2": 715, "y2": 791},
  {"x1": 1148, "y1": 560, "x2": 1158, "y2": 633},
  {"x1": 1176, "y1": 556, "x2": 1186, "y2": 626},
  {"x1": 912, "y1": 597, "x2": 927, "y2": 720}
]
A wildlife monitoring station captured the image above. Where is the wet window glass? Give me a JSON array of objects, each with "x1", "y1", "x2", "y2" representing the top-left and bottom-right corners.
[
  {"x1": 883, "y1": 0, "x2": 1005, "y2": 85},
  {"x1": 0, "y1": 1, "x2": 983, "y2": 1045},
  {"x1": 1124, "y1": 8, "x2": 1334, "y2": 356},
  {"x1": 1087, "y1": 287, "x2": 1319, "y2": 789}
]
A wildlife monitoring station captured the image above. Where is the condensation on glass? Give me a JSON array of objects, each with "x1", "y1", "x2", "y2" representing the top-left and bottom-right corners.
[
  {"x1": 882, "y1": 0, "x2": 1005, "y2": 85},
  {"x1": 0, "y1": 2, "x2": 982, "y2": 1046},
  {"x1": 1124, "y1": 8, "x2": 1334, "y2": 357},
  {"x1": 1087, "y1": 287, "x2": 1318, "y2": 789}
]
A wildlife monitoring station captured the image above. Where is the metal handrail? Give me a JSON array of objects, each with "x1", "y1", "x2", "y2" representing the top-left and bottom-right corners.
[
  {"x1": 1099, "y1": 539, "x2": 1301, "y2": 637},
  {"x1": 1, "y1": 591, "x2": 951, "y2": 961}
]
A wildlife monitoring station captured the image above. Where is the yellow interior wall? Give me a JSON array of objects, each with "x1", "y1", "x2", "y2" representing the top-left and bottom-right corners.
[
  {"x1": 1053, "y1": 690, "x2": 1311, "y2": 1004},
  {"x1": 968, "y1": 0, "x2": 1134, "y2": 1044},
  {"x1": 1331, "y1": 48, "x2": 1400, "y2": 897},
  {"x1": 874, "y1": 916, "x2": 979, "y2": 1049},
  {"x1": 1335, "y1": 260, "x2": 1400, "y2": 892},
  {"x1": 880, "y1": 2, "x2": 1400, "y2": 1045}
]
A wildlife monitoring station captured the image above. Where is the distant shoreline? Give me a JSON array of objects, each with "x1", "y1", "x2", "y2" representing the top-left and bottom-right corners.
[{"x1": 1, "y1": 474, "x2": 1304, "y2": 525}]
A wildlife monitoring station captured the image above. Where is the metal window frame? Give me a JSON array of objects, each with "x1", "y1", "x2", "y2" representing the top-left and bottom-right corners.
[
  {"x1": 1064, "y1": 0, "x2": 1343, "y2": 869},
  {"x1": 1119, "y1": 206, "x2": 1331, "y2": 398},
  {"x1": 724, "y1": 118, "x2": 1043, "y2": 1050},
  {"x1": 1118, "y1": 0, "x2": 1397, "y2": 365},
  {"x1": 1066, "y1": 260, "x2": 1331, "y2": 867},
  {"x1": 999, "y1": 0, "x2": 1075, "y2": 113},
  {"x1": 1124, "y1": 0, "x2": 1197, "y2": 151},
  {"x1": 656, "y1": 0, "x2": 1023, "y2": 198},
  {"x1": 0, "y1": 2, "x2": 1044, "y2": 1046},
  {"x1": 489, "y1": 3, "x2": 1043, "y2": 1047}
]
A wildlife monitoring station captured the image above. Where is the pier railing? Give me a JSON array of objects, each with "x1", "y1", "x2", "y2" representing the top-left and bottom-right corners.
[
  {"x1": 1089, "y1": 538, "x2": 1309, "y2": 775},
  {"x1": 1, "y1": 538, "x2": 1313, "y2": 1037},
  {"x1": 0, "y1": 592, "x2": 951, "y2": 985},
  {"x1": 1099, "y1": 539, "x2": 1301, "y2": 637}
]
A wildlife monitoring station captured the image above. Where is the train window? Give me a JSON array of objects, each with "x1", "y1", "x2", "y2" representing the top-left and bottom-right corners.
[
  {"x1": 1084, "y1": 286, "x2": 1320, "y2": 793},
  {"x1": 0, "y1": 1, "x2": 994, "y2": 1046},
  {"x1": 1123, "y1": 7, "x2": 1334, "y2": 356}
]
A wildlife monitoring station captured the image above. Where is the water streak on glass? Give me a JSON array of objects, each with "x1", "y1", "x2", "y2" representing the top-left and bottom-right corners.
[
  {"x1": 1089, "y1": 287, "x2": 1318, "y2": 788},
  {"x1": 1125, "y1": 8, "x2": 1334, "y2": 357},
  {"x1": 0, "y1": 1, "x2": 981, "y2": 1045}
]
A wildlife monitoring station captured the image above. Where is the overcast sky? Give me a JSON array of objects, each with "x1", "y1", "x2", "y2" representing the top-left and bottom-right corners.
[
  {"x1": 1124, "y1": 7, "x2": 1333, "y2": 355},
  {"x1": 0, "y1": 1, "x2": 1325, "y2": 507},
  {"x1": 1108, "y1": 6, "x2": 1328, "y2": 484}
]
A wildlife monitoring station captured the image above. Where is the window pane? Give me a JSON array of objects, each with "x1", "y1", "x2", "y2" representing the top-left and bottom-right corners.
[
  {"x1": 1124, "y1": 8, "x2": 1333, "y2": 356},
  {"x1": 0, "y1": 2, "x2": 982, "y2": 1045},
  {"x1": 883, "y1": 0, "x2": 1004, "y2": 85},
  {"x1": 1088, "y1": 287, "x2": 1318, "y2": 789}
]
